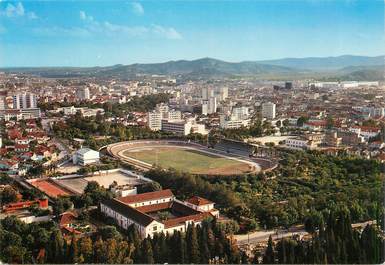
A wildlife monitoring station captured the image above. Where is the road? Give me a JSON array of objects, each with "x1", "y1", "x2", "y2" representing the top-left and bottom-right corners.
[
  {"x1": 42, "y1": 118, "x2": 72, "y2": 161},
  {"x1": 234, "y1": 221, "x2": 376, "y2": 245}
]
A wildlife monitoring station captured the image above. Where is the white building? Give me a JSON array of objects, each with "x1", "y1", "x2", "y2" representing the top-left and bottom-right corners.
[
  {"x1": 208, "y1": 97, "x2": 217, "y2": 114},
  {"x1": 161, "y1": 119, "x2": 192, "y2": 135},
  {"x1": 201, "y1": 87, "x2": 214, "y2": 100},
  {"x1": 232, "y1": 106, "x2": 249, "y2": 120},
  {"x1": 100, "y1": 189, "x2": 218, "y2": 238},
  {"x1": 155, "y1": 103, "x2": 169, "y2": 115},
  {"x1": 214, "y1": 87, "x2": 228, "y2": 101},
  {"x1": 191, "y1": 123, "x2": 208, "y2": 135},
  {"x1": 77, "y1": 87, "x2": 90, "y2": 100},
  {"x1": 262, "y1": 102, "x2": 276, "y2": 120},
  {"x1": 0, "y1": 95, "x2": 6, "y2": 110},
  {"x1": 148, "y1": 103, "x2": 185, "y2": 131},
  {"x1": 219, "y1": 106, "x2": 250, "y2": 129},
  {"x1": 147, "y1": 111, "x2": 163, "y2": 131},
  {"x1": 165, "y1": 110, "x2": 182, "y2": 120},
  {"x1": 201, "y1": 102, "x2": 209, "y2": 115},
  {"x1": 220, "y1": 114, "x2": 250, "y2": 129},
  {"x1": 72, "y1": 148, "x2": 100, "y2": 166},
  {"x1": 349, "y1": 126, "x2": 380, "y2": 141},
  {"x1": 285, "y1": 138, "x2": 310, "y2": 149},
  {"x1": 13, "y1": 93, "x2": 37, "y2": 109}
]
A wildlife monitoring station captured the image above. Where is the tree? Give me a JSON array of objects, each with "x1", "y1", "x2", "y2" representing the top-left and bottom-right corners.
[
  {"x1": 67, "y1": 237, "x2": 79, "y2": 263},
  {"x1": 115, "y1": 240, "x2": 134, "y2": 264},
  {"x1": 361, "y1": 224, "x2": 381, "y2": 263},
  {"x1": 326, "y1": 116, "x2": 335, "y2": 129},
  {"x1": 99, "y1": 225, "x2": 121, "y2": 241},
  {"x1": 141, "y1": 238, "x2": 154, "y2": 264},
  {"x1": 186, "y1": 225, "x2": 200, "y2": 263},
  {"x1": 0, "y1": 186, "x2": 18, "y2": 204},
  {"x1": 53, "y1": 197, "x2": 73, "y2": 216},
  {"x1": 47, "y1": 229, "x2": 64, "y2": 263},
  {"x1": 199, "y1": 226, "x2": 211, "y2": 263},
  {"x1": 82, "y1": 181, "x2": 112, "y2": 206},
  {"x1": 93, "y1": 238, "x2": 106, "y2": 263},
  {"x1": 297, "y1": 116, "x2": 308, "y2": 127},
  {"x1": 263, "y1": 236, "x2": 275, "y2": 264},
  {"x1": 106, "y1": 238, "x2": 118, "y2": 263},
  {"x1": 78, "y1": 237, "x2": 93, "y2": 263},
  {"x1": 137, "y1": 181, "x2": 162, "y2": 193}
]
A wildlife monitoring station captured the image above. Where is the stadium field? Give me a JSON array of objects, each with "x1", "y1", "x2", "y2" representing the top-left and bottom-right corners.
[{"x1": 122, "y1": 147, "x2": 254, "y2": 175}]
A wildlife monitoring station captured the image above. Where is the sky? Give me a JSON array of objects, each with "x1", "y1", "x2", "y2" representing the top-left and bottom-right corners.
[{"x1": 0, "y1": 0, "x2": 384, "y2": 67}]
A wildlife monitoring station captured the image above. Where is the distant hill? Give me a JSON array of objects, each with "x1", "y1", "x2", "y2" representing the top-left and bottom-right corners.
[
  {"x1": 1, "y1": 55, "x2": 383, "y2": 80},
  {"x1": 325, "y1": 65, "x2": 384, "y2": 81},
  {"x1": 258, "y1": 55, "x2": 384, "y2": 71},
  {"x1": 96, "y1": 58, "x2": 297, "y2": 78}
]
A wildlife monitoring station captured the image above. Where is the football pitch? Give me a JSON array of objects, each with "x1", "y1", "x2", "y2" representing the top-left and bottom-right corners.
[{"x1": 122, "y1": 147, "x2": 254, "y2": 175}]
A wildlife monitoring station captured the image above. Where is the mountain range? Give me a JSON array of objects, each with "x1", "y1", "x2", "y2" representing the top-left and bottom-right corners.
[{"x1": 2, "y1": 55, "x2": 384, "y2": 80}]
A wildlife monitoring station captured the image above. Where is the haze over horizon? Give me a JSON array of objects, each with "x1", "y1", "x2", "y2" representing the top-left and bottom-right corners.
[
  {"x1": 0, "y1": 0, "x2": 384, "y2": 67},
  {"x1": 1, "y1": 54, "x2": 384, "y2": 69}
]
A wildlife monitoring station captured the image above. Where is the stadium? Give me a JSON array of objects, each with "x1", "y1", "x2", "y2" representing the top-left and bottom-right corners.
[{"x1": 106, "y1": 140, "x2": 263, "y2": 176}]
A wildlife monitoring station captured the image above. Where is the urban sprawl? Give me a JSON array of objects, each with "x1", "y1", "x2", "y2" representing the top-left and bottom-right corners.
[{"x1": 0, "y1": 71, "x2": 383, "y2": 264}]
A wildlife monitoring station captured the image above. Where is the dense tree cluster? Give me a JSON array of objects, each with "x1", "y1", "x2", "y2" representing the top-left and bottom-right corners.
[
  {"x1": 221, "y1": 120, "x2": 276, "y2": 140},
  {"x1": 145, "y1": 168, "x2": 242, "y2": 211},
  {"x1": 71, "y1": 181, "x2": 114, "y2": 209},
  {"x1": 0, "y1": 216, "x2": 245, "y2": 264},
  {"x1": 40, "y1": 93, "x2": 170, "y2": 115},
  {"x1": 259, "y1": 210, "x2": 384, "y2": 264},
  {"x1": 145, "y1": 149, "x2": 384, "y2": 232},
  {"x1": 0, "y1": 217, "x2": 58, "y2": 263},
  {"x1": 52, "y1": 114, "x2": 178, "y2": 150}
]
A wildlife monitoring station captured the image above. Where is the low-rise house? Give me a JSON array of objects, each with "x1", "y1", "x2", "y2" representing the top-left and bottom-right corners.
[
  {"x1": 7, "y1": 128, "x2": 22, "y2": 141},
  {"x1": 20, "y1": 152, "x2": 38, "y2": 161},
  {"x1": 15, "y1": 144, "x2": 29, "y2": 153},
  {"x1": 15, "y1": 137, "x2": 30, "y2": 145},
  {"x1": 369, "y1": 141, "x2": 385, "y2": 150},
  {"x1": 0, "y1": 159, "x2": 19, "y2": 171},
  {"x1": 349, "y1": 126, "x2": 380, "y2": 141}
]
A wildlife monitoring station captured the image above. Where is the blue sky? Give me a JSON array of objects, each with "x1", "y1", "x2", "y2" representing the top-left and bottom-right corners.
[{"x1": 0, "y1": 0, "x2": 383, "y2": 67}]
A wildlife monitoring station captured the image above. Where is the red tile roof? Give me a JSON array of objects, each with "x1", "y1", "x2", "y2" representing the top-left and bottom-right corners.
[
  {"x1": 135, "y1": 202, "x2": 172, "y2": 213},
  {"x1": 353, "y1": 126, "x2": 380, "y2": 133},
  {"x1": 8, "y1": 129, "x2": 22, "y2": 140},
  {"x1": 118, "y1": 189, "x2": 174, "y2": 204},
  {"x1": 186, "y1": 196, "x2": 214, "y2": 206},
  {"x1": 31, "y1": 180, "x2": 70, "y2": 198},
  {"x1": 163, "y1": 212, "x2": 212, "y2": 229},
  {"x1": 60, "y1": 212, "x2": 78, "y2": 226},
  {"x1": 15, "y1": 144, "x2": 29, "y2": 150}
]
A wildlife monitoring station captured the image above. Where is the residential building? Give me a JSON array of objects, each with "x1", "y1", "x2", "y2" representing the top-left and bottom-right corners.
[
  {"x1": 13, "y1": 93, "x2": 37, "y2": 109},
  {"x1": 161, "y1": 119, "x2": 192, "y2": 135},
  {"x1": 77, "y1": 87, "x2": 90, "y2": 100},
  {"x1": 148, "y1": 111, "x2": 162, "y2": 131},
  {"x1": 262, "y1": 102, "x2": 276, "y2": 120},
  {"x1": 349, "y1": 126, "x2": 380, "y2": 141},
  {"x1": 220, "y1": 114, "x2": 250, "y2": 129}
]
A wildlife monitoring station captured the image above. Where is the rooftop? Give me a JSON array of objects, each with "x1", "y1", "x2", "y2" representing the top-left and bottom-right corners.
[
  {"x1": 186, "y1": 196, "x2": 214, "y2": 206},
  {"x1": 118, "y1": 189, "x2": 174, "y2": 204}
]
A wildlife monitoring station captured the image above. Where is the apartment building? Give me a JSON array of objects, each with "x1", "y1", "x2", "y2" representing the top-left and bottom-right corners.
[{"x1": 262, "y1": 102, "x2": 276, "y2": 120}]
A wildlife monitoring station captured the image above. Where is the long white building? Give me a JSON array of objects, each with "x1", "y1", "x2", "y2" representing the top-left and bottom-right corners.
[{"x1": 100, "y1": 189, "x2": 219, "y2": 238}]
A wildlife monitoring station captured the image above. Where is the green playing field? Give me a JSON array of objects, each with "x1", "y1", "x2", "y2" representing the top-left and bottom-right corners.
[{"x1": 122, "y1": 147, "x2": 252, "y2": 175}]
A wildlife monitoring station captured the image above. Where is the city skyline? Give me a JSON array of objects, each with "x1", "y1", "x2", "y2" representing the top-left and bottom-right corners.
[{"x1": 0, "y1": 0, "x2": 384, "y2": 67}]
